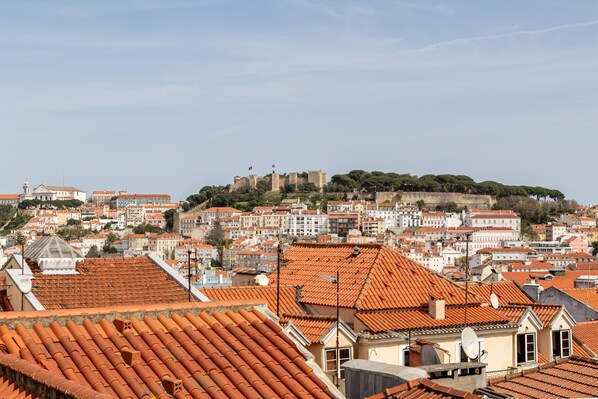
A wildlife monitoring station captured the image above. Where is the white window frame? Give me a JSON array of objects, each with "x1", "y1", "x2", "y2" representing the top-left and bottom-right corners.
[
  {"x1": 516, "y1": 333, "x2": 536, "y2": 364},
  {"x1": 324, "y1": 347, "x2": 353, "y2": 380},
  {"x1": 552, "y1": 329, "x2": 571, "y2": 359}
]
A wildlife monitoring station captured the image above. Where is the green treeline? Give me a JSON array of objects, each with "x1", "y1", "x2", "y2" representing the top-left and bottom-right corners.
[{"x1": 328, "y1": 170, "x2": 565, "y2": 201}]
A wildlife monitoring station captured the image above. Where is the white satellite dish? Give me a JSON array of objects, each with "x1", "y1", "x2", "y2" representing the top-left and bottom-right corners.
[
  {"x1": 20, "y1": 275, "x2": 32, "y2": 294},
  {"x1": 461, "y1": 327, "x2": 479, "y2": 360},
  {"x1": 490, "y1": 293, "x2": 499, "y2": 309}
]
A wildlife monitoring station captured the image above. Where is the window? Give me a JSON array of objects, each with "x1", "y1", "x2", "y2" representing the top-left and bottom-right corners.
[
  {"x1": 325, "y1": 347, "x2": 352, "y2": 380},
  {"x1": 517, "y1": 333, "x2": 536, "y2": 364},
  {"x1": 552, "y1": 330, "x2": 571, "y2": 359},
  {"x1": 402, "y1": 347, "x2": 410, "y2": 366}
]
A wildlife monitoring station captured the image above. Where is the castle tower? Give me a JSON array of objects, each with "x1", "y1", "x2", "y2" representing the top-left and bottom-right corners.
[
  {"x1": 308, "y1": 170, "x2": 326, "y2": 190},
  {"x1": 288, "y1": 173, "x2": 298, "y2": 186},
  {"x1": 270, "y1": 173, "x2": 280, "y2": 192},
  {"x1": 248, "y1": 175, "x2": 258, "y2": 189}
]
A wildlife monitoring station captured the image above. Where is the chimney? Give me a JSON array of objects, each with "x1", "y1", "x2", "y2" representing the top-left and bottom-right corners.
[
  {"x1": 162, "y1": 376, "x2": 183, "y2": 396},
  {"x1": 428, "y1": 296, "x2": 445, "y2": 320}
]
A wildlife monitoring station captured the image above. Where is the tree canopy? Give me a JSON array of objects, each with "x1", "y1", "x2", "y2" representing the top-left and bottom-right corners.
[{"x1": 328, "y1": 170, "x2": 565, "y2": 200}]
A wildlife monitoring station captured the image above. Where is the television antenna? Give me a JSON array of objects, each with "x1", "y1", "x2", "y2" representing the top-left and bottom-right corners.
[{"x1": 461, "y1": 327, "x2": 480, "y2": 360}]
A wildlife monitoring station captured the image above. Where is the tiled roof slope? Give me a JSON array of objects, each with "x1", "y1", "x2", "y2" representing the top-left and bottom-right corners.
[
  {"x1": 485, "y1": 357, "x2": 598, "y2": 399},
  {"x1": 466, "y1": 281, "x2": 532, "y2": 306},
  {"x1": 201, "y1": 285, "x2": 306, "y2": 316},
  {"x1": 283, "y1": 314, "x2": 336, "y2": 343},
  {"x1": 0, "y1": 301, "x2": 338, "y2": 399},
  {"x1": 274, "y1": 243, "x2": 479, "y2": 310},
  {"x1": 355, "y1": 306, "x2": 510, "y2": 333},
  {"x1": 502, "y1": 271, "x2": 598, "y2": 290},
  {"x1": 559, "y1": 287, "x2": 598, "y2": 310},
  {"x1": 573, "y1": 320, "x2": 598, "y2": 357},
  {"x1": 0, "y1": 353, "x2": 110, "y2": 399},
  {"x1": 29, "y1": 257, "x2": 191, "y2": 309},
  {"x1": 499, "y1": 304, "x2": 563, "y2": 326},
  {"x1": 366, "y1": 378, "x2": 481, "y2": 399}
]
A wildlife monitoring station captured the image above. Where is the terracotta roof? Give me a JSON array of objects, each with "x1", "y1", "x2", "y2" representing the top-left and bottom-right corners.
[
  {"x1": 526, "y1": 304, "x2": 562, "y2": 326},
  {"x1": 573, "y1": 320, "x2": 598, "y2": 356},
  {"x1": 537, "y1": 351, "x2": 548, "y2": 364},
  {"x1": 355, "y1": 305, "x2": 510, "y2": 333},
  {"x1": 273, "y1": 243, "x2": 480, "y2": 310},
  {"x1": 485, "y1": 357, "x2": 598, "y2": 399},
  {"x1": 200, "y1": 285, "x2": 306, "y2": 316},
  {"x1": 499, "y1": 306, "x2": 528, "y2": 324},
  {"x1": 366, "y1": 378, "x2": 481, "y2": 399},
  {"x1": 0, "y1": 301, "x2": 337, "y2": 399},
  {"x1": 28, "y1": 256, "x2": 191, "y2": 309},
  {"x1": 467, "y1": 281, "x2": 533, "y2": 306},
  {"x1": 283, "y1": 314, "x2": 337, "y2": 343},
  {"x1": 0, "y1": 194, "x2": 19, "y2": 199},
  {"x1": 0, "y1": 353, "x2": 111, "y2": 399},
  {"x1": 559, "y1": 287, "x2": 598, "y2": 310},
  {"x1": 502, "y1": 270, "x2": 598, "y2": 290}
]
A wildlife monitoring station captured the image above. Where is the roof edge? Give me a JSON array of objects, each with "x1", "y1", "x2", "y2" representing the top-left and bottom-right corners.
[
  {"x1": 0, "y1": 299, "x2": 266, "y2": 329},
  {"x1": 0, "y1": 353, "x2": 111, "y2": 399}
]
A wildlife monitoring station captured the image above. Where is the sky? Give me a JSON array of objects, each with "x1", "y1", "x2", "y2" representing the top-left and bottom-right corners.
[{"x1": 1, "y1": 0, "x2": 597, "y2": 203}]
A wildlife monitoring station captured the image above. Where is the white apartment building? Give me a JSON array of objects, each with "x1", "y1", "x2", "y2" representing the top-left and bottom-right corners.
[
  {"x1": 422, "y1": 212, "x2": 447, "y2": 228},
  {"x1": 285, "y1": 210, "x2": 328, "y2": 236},
  {"x1": 465, "y1": 209, "x2": 521, "y2": 232}
]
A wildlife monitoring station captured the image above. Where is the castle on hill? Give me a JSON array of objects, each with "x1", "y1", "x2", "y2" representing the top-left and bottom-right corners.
[{"x1": 232, "y1": 170, "x2": 327, "y2": 192}]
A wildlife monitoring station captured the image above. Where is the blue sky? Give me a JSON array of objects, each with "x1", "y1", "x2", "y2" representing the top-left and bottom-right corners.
[{"x1": 1, "y1": 0, "x2": 597, "y2": 203}]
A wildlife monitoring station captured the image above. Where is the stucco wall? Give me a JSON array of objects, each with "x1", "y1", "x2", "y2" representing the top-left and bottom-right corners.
[{"x1": 376, "y1": 192, "x2": 495, "y2": 209}]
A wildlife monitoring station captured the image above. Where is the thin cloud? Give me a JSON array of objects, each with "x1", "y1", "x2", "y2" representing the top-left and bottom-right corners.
[{"x1": 413, "y1": 19, "x2": 598, "y2": 52}]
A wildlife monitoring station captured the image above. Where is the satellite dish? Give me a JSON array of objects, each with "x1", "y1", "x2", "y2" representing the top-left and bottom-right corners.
[
  {"x1": 490, "y1": 293, "x2": 499, "y2": 309},
  {"x1": 461, "y1": 327, "x2": 479, "y2": 360},
  {"x1": 20, "y1": 275, "x2": 32, "y2": 294}
]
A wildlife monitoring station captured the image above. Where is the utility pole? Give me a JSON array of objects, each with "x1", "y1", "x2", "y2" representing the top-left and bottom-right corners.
[
  {"x1": 187, "y1": 248, "x2": 192, "y2": 302},
  {"x1": 276, "y1": 240, "x2": 282, "y2": 318},
  {"x1": 335, "y1": 269, "x2": 340, "y2": 388},
  {"x1": 464, "y1": 232, "x2": 471, "y2": 324}
]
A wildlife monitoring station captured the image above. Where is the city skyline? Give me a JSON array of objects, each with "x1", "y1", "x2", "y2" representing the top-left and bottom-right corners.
[{"x1": 1, "y1": 0, "x2": 597, "y2": 203}]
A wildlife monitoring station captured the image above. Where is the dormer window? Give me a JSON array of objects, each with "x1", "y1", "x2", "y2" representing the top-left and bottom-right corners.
[{"x1": 552, "y1": 330, "x2": 571, "y2": 359}]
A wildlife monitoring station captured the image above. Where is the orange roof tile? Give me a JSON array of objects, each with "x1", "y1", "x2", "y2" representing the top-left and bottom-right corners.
[
  {"x1": 28, "y1": 256, "x2": 191, "y2": 309},
  {"x1": 573, "y1": 320, "x2": 598, "y2": 357},
  {"x1": 283, "y1": 314, "x2": 337, "y2": 343},
  {"x1": 559, "y1": 287, "x2": 598, "y2": 311},
  {"x1": 466, "y1": 281, "x2": 533, "y2": 306},
  {"x1": 0, "y1": 301, "x2": 337, "y2": 399},
  {"x1": 485, "y1": 357, "x2": 598, "y2": 399},
  {"x1": 273, "y1": 243, "x2": 481, "y2": 310},
  {"x1": 367, "y1": 378, "x2": 481, "y2": 399},
  {"x1": 201, "y1": 285, "x2": 306, "y2": 316},
  {"x1": 355, "y1": 306, "x2": 510, "y2": 333}
]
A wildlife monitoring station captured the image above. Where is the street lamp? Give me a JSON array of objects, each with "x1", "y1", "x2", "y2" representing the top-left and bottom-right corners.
[{"x1": 318, "y1": 271, "x2": 340, "y2": 388}]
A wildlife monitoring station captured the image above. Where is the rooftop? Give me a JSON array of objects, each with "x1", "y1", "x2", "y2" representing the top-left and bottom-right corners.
[
  {"x1": 484, "y1": 356, "x2": 598, "y2": 399},
  {"x1": 23, "y1": 256, "x2": 193, "y2": 309},
  {"x1": 366, "y1": 378, "x2": 481, "y2": 399},
  {"x1": 272, "y1": 243, "x2": 480, "y2": 310},
  {"x1": 0, "y1": 301, "x2": 339, "y2": 399},
  {"x1": 466, "y1": 281, "x2": 533, "y2": 307},
  {"x1": 200, "y1": 285, "x2": 306, "y2": 316},
  {"x1": 573, "y1": 320, "x2": 598, "y2": 357}
]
